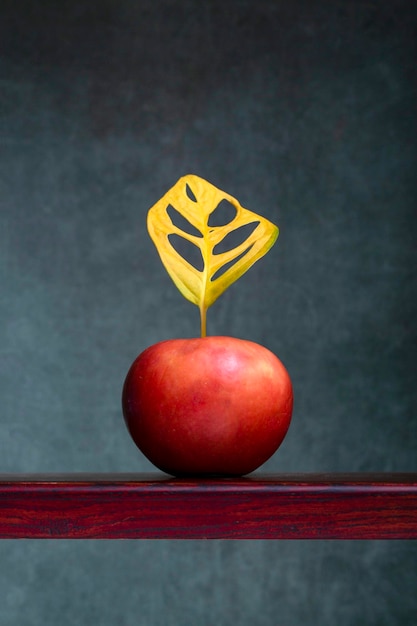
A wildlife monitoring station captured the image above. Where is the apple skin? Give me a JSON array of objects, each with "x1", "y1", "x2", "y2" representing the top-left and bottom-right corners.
[{"x1": 122, "y1": 336, "x2": 293, "y2": 476}]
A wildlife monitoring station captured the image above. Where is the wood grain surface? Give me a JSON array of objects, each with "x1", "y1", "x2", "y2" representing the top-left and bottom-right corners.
[{"x1": 0, "y1": 474, "x2": 416, "y2": 539}]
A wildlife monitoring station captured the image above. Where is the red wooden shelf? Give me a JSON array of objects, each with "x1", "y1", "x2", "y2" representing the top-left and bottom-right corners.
[{"x1": 0, "y1": 473, "x2": 416, "y2": 540}]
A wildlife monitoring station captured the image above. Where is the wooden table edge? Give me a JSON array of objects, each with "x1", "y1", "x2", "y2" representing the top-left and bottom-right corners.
[{"x1": 1, "y1": 473, "x2": 416, "y2": 540}]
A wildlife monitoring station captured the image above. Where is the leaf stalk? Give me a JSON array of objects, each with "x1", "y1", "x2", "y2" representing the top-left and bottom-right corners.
[{"x1": 200, "y1": 304, "x2": 207, "y2": 338}]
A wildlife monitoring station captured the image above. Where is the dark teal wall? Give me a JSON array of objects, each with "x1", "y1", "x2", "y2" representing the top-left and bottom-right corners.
[{"x1": 1, "y1": 1, "x2": 416, "y2": 624}]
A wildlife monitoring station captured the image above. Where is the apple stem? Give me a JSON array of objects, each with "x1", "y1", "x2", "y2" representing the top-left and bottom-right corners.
[{"x1": 200, "y1": 304, "x2": 207, "y2": 338}]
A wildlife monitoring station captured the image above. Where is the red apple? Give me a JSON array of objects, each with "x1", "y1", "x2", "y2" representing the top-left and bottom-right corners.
[{"x1": 122, "y1": 336, "x2": 293, "y2": 476}]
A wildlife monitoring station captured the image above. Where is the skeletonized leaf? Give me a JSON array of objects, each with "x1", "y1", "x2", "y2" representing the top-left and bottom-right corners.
[{"x1": 147, "y1": 174, "x2": 278, "y2": 314}]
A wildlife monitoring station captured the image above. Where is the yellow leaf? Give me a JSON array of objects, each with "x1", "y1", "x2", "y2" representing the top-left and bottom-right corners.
[{"x1": 147, "y1": 174, "x2": 279, "y2": 336}]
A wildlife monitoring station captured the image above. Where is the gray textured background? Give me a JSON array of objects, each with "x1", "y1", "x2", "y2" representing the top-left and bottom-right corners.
[{"x1": 1, "y1": 1, "x2": 416, "y2": 624}]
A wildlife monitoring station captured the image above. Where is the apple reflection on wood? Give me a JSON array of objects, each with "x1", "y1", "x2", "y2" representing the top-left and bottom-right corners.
[{"x1": 122, "y1": 175, "x2": 293, "y2": 476}]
